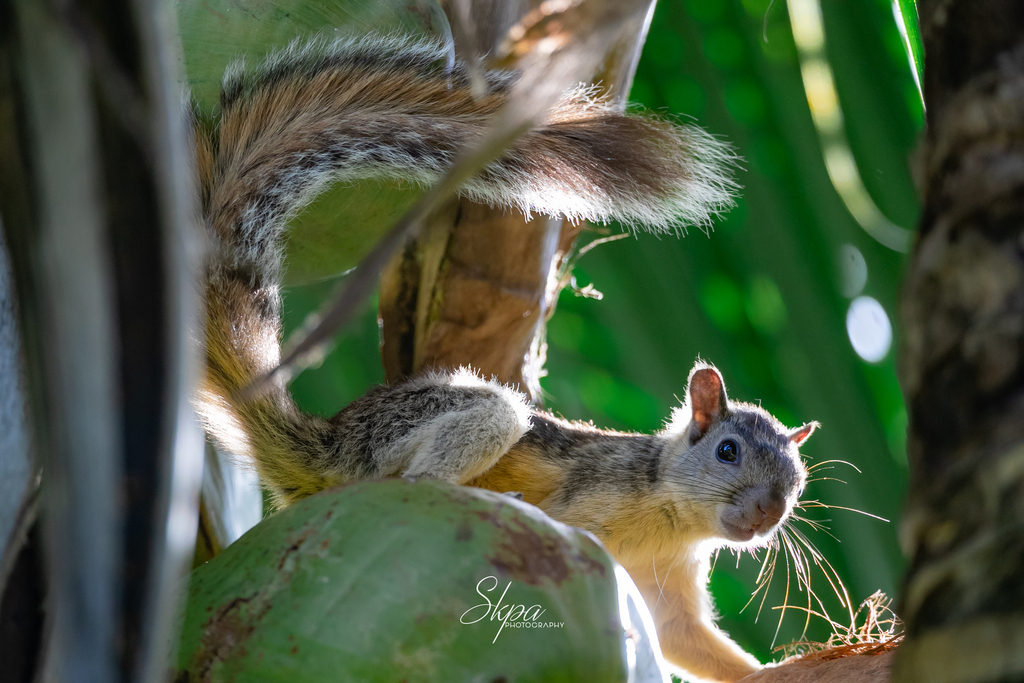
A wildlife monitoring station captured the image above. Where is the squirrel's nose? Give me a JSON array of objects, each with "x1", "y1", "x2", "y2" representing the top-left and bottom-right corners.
[{"x1": 755, "y1": 496, "x2": 786, "y2": 529}]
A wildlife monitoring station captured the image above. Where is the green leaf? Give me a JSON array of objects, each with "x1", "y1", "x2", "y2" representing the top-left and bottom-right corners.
[
  {"x1": 283, "y1": 180, "x2": 421, "y2": 285},
  {"x1": 892, "y1": 0, "x2": 924, "y2": 102}
]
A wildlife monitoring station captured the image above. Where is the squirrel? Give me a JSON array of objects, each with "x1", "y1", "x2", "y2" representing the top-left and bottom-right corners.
[{"x1": 193, "y1": 34, "x2": 818, "y2": 683}]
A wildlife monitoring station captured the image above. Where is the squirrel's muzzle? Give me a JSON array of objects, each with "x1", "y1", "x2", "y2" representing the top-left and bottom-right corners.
[{"x1": 752, "y1": 494, "x2": 786, "y2": 533}]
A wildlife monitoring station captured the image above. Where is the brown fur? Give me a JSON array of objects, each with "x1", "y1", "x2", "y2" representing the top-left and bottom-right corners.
[
  {"x1": 192, "y1": 35, "x2": 801, "y2": 682},
  {"x1": 194, "y1": 34, "x2": 735, "y2": 507},
  {"x1": 465, "y1": 391, "x2": 812, "y2": 682},
  {"x1": 468, "y1": 443, "x2": 566, "y2": 505}
]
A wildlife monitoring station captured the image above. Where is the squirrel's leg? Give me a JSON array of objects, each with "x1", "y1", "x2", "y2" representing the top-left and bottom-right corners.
[
  {"x1": 399, "y1": 386, "x2": 530, "y2": 483},
  {"x1": 630, "y1": 556, "x2": 761, "y2": 683},
  {"x1": 655, "y1": 611, "x2": 761, "y2": 682},
  {"x1": 400, "y1": 403, "x2": 527, "y2": 483}
]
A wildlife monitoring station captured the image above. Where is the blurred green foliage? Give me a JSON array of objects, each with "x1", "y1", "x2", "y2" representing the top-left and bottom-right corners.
[{"x1": 281, "y1": 0, "x2": 922, "y2": 667}]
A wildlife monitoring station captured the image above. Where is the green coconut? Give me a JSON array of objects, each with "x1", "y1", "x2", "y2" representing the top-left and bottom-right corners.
[{"x1": 174, "y1": 479, "x2": 628, "y2": 682}]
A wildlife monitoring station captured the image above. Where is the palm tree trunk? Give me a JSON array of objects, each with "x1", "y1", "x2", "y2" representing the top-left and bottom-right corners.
[{"x1": 893, "y1": 1, "x2": 1024, "y2": 679}]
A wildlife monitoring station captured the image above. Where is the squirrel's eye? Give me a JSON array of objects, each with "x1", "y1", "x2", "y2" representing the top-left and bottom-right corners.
[{"x1": 716, "y1": 439, "x2": 739, "y2": 464}]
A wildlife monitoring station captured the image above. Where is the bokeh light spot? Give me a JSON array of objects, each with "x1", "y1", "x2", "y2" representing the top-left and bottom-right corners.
[
  {"x1": 761, "y1": 21, "x2": 798, "y2": 65},
  {"x1": 846, "y1": 296, "x2": 892, "y2": 362},
  {"x1": 838, "y1": 244, "x2": 868, "y2": 298},
  {"x1": 700, "y1": 273, "x2": 745, "y2": 332},
  {"x1": 609, "y1": 382, "x2": 664, "y2": 432},
  {"x1": 663, "y1": 77, "x2": 706, "y2": 117},
  {"x1": 686, "y1": 0, "x2": 727, "y2": 23},
  {"x1": 547, "y1": 310, "x2": 585, "y2": 351},
  {"x1": 704, "y1": 27, "x2": 745, "y2": 69},
  {"x1": 724, "y1": 79, "x2": 767, "y2": 126},
  {"x1": 740, "y1": 0, "x2": 773, "y2": 17},
  {"x1": 578, "y1": 368, "x2": 616, "y2": 416},
  {"x1": 746, "y1": 275, "x2": 787, "y2": 335}
]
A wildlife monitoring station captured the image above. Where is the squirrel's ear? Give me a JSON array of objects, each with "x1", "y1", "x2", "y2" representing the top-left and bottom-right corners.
[
  {"x1": 687, "y1": 365, "x2": 729, "y2": 439},
  {"x1": 787, "y1": 421, "x2": 819, "y2": 446}
]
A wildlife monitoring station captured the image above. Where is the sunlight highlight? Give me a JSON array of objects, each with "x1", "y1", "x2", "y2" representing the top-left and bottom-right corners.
[
  {"x1": 787, "y1": 0, "x2": 913, "y2": 252},
  {"x1": 891, "y1": 0, "x2": 924, "y2": 108}
]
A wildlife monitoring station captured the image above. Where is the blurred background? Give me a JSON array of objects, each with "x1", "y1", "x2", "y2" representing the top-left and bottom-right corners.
[{"x1": 281, "y1": 0, "x2": 922, "y2": 662}]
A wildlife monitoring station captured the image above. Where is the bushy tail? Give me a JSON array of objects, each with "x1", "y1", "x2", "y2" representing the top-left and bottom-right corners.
[
  {"x1": 195, "y1": 34, "x2": 736, "y2": 507},
  {"x1": 197, "y1": 272, "x2": 348, "y2": 506}
]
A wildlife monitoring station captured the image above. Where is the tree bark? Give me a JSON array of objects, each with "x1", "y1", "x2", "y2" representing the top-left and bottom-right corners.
[{"x1": 893, "y1": 1, "x2": 1024, "y2": 680}]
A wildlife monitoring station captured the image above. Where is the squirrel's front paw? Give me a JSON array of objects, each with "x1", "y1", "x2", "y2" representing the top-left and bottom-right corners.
[{"x1": 502, "y1": 491, "x2": 525, "y2": 501}]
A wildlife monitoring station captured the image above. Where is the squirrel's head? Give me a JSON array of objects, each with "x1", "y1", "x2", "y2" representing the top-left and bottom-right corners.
[{"x1": 661, "y1": 361, "x2": 817, "y2": 549}]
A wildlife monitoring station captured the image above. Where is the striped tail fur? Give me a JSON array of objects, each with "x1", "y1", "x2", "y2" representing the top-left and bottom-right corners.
[{"x1": 193, "y1": 34, "x2": 736, "y2": 507}]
